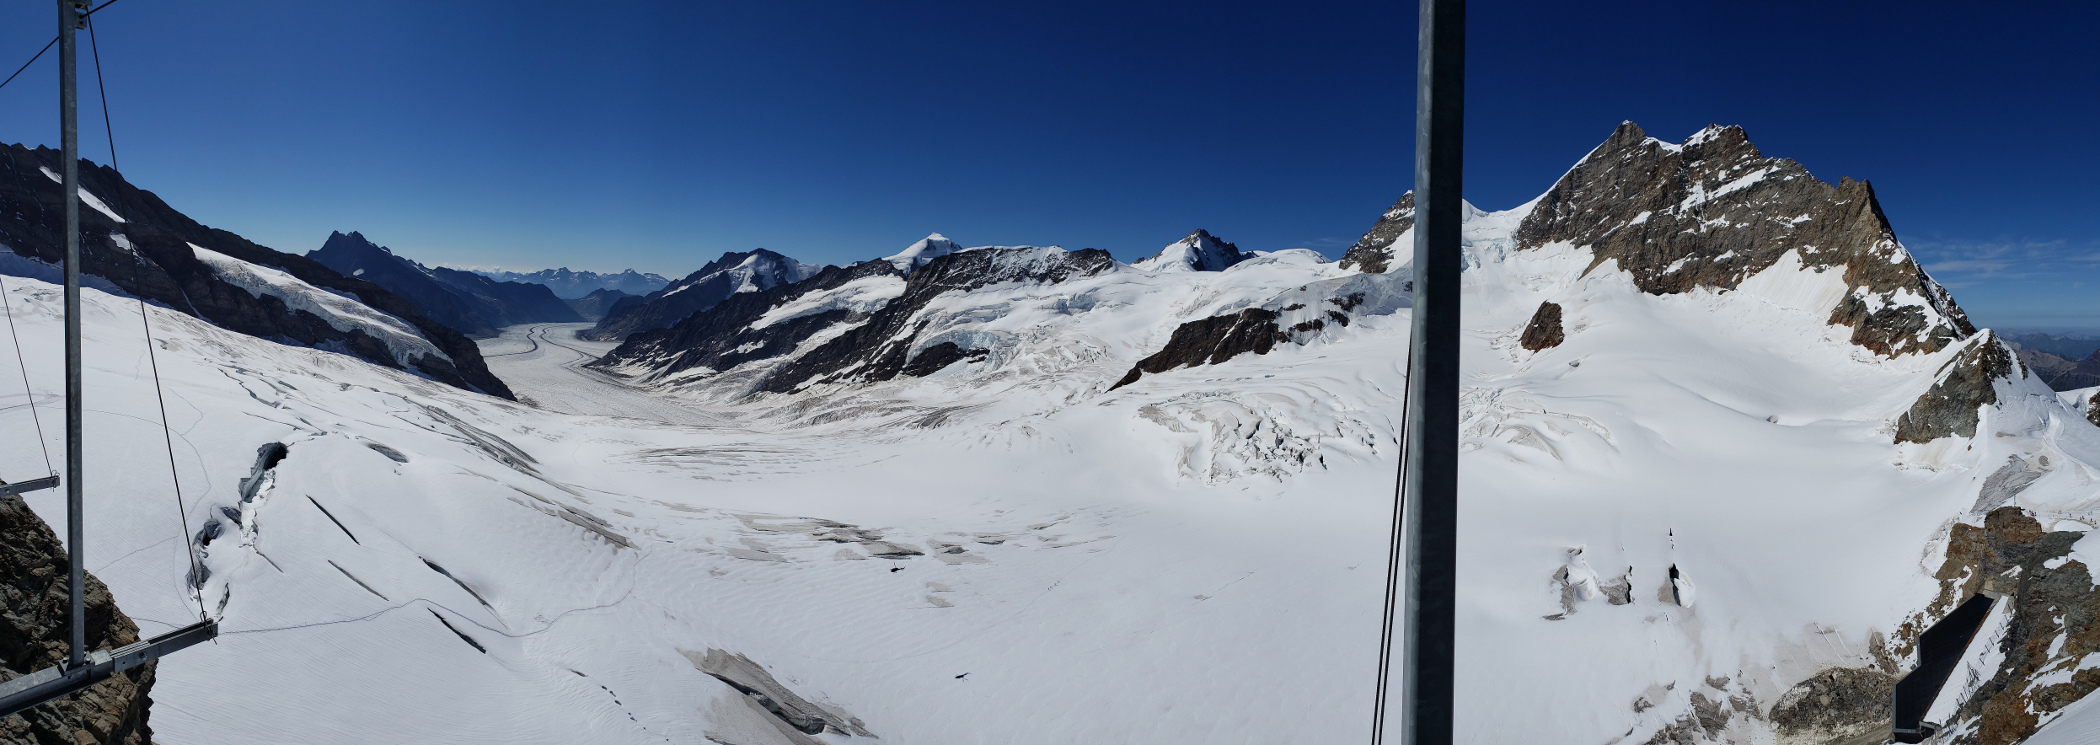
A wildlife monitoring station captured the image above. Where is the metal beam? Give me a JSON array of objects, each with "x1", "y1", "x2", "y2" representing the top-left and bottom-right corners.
[
  {"x1": 0, "y1": 619, "x2": 216, "y2": 720},
  {"x1": 1397, "y1": 1, "x2": 1463, "y2": 744},
  {"x1": 0, "y1": 475, "x2": 60, "y2": 498},
  {"x1": 58, "y1": 0, "x2": 89, "y2": 673}
]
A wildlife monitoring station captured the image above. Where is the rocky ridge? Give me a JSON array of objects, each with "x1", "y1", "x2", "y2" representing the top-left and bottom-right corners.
[
  {"x1": 1132, "y1": 229, "x2": 1250, "y2": 272},
  {"x1": 584, "y1": 249, "x2": 822, "y2": 341},
  {"x1": 308, "y1": 231, "x2": 581, "y2": 337},
  {"x1": 0, "y1": 144, "x2": 512, "y2": 399}
]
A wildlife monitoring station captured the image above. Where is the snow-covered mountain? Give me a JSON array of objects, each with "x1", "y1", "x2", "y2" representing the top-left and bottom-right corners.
[
  {"x1": 474, "y1": 267, "x2": 671, "y2": 299},
  {"x1": 17, "y1": 122, "x2": 2100, "y2": 744},
  {"x1": 1131, "y1": 229, "x2": 1250, "y2": 272},
  {"x1": 0, "y1": 143, "x2": 511, "y2": 399},
  {"x1": 583, "y1": 249, "x2": 823, "y2": 341},
  {"x1": 307, "y1": 231, "x2": 582, "y2": 338},
  {"x1": 883, "y1": 232, "x2": 965, "y2": 272}
]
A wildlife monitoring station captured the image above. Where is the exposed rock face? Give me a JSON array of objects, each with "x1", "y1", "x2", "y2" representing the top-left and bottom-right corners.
[
  {"x1": 472, "y1": 267, "x2": 669, "y2": 299},
  {"x1": 1337, "y1": 192, "x2": 1414, "y2": 274},
  {"x1": 900, "y1": 342, "x2": 988, "y2": 377},
  {"x1": 0, "y1": 495, "x2": 155, "y2": 745},
  {"x1": 562, "y1": 288, "x2": 631, "y2": 322},
  {"x1": 1519, "y1": 301, "x2": 1566, "y2": 351},
  {"x1": 2088, "y1": 391, "x2": 2100, "y2": 429},
  {"x1": 1132, "y1": 229, "x2": 1249, "y2": 272},
  {"x1": 592, "y1": 260, "x2": 904, "y2": 385},
  {"x1": 1769, "y1": 667, "x2": 1895, "y2": 745},
  {"x1": 307, "y1": 231, "x2": 581, "y2": 336},
  {"x1": 1889, "y1": 507, "x2": 2100, "y2": 745},
  {"x1": 1893, "y1": 333, "x2": 2013, "y2": 444},
  {"x1": 584, "y1": 249, "x2": 821, "y2": 341},
  {"x1": 1515, "y1": 122, "x2": 1974, "y2": 359},
  {"x1": 595, "y1": 247, "x2": 1116, "y2": 395},
  {"x1": 1110, "y1": 308, "x2": 1284, "y2": 390},
  {"x1": 0, "y1": 145, "x2": 512, "y2": 399}
]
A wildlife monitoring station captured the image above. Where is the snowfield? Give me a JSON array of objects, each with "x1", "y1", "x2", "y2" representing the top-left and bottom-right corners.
[{"x1": 10, "y1": 173, "x2": 2100, "y2": 741}]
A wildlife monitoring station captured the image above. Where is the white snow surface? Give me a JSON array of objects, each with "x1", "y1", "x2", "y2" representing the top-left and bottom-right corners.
[
  {"x1": 662, "y1": 251, "x2": 822, "y2": 299},
  {"x1": 187, "y1": 244, "x2": 449, "y2": 366},
  {"x1": 6, "y1": 194, "x2": 2100, "y2": 743}
]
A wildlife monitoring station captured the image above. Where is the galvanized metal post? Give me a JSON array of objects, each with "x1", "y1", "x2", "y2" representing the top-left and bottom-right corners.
[
  {"x1": 1398, "y1": 0, "x2": 1462, "y2": 743},
  {"x1": 59, "y1": 0, "x2": 89, "y2": 670}
]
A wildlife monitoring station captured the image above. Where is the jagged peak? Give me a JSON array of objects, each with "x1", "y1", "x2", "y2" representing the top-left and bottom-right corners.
[{"x1": 1135, "y1": 229, "x2": 1248, "y2": 272}]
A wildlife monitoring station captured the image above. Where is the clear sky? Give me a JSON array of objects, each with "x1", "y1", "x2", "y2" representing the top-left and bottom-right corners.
[{"x1": 1, "y1": 1, "x2": 2095, "y2": 330}]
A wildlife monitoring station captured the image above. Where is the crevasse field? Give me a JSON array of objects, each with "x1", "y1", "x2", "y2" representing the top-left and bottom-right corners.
[{"x1": 8, "y1": 199, "x2": 2100, "y2": 742}]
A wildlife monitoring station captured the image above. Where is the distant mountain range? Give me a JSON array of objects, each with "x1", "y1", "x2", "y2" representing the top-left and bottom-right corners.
[
  {"x1": 564, "y1": 288, "x2": 631, "y2": 322},
  {"x1": 308, "y1": 231, "x2": 581, "y2": 338},
  {"x1": 473, "y1": 267, "x2": 670, "y2": 299}
]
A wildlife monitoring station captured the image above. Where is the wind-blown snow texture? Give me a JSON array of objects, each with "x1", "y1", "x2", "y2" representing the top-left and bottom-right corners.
[{"x1": 12, "y1": 124, "x2": 2100, "y2": 744}]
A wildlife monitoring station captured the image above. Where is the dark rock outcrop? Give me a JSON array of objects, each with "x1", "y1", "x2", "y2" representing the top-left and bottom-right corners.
[
  {"x1": 584, "y1": 249, "x2": 821, "y2": 341},
  {"x1": 1519, "y1": 301, "x2": 1566, "y2": 351},
  {"x1": 1768, "y1": 667, "x2": 1896, "y2": 745},
  {"x1": 0, "y1": 494, "x2": 155, "y2": 745},
  {"x1": 308, "y1": 231, "x2": 582, "y2": 337},
  {"x1": 0, "y1": 144, "x2": 512, "y2": 399},
  {"x1": 563, "y1": 288, "x2": 631, "y2": 322},
  {"x1": 1110, "y1": 308, "x2": 1285, "y2": 390},
  {"x1": 1515, "y1": 123, "x2": 1974, "y2": 359},
  {"x1": 1338, "y1": 192, "x2": 1414, "y2": 274},
  {"x1": 901, "y1": 342, "x2": 988, "y2": 377},
  {"x1": 1893, "y1": 333, "x2": 2013, "y2": 444}
]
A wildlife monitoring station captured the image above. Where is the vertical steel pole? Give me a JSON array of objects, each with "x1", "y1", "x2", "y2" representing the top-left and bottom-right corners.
[
  {"x1": 59, "y1": 0, "x2": 87, "y2": 670},
  {"x1": 1399, "y1": 0, "x2": 1462, "y2": 743}
]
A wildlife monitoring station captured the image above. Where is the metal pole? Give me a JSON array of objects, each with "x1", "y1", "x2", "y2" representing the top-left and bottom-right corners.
[
  {"x1": 58, "y1": 0, "x2": 88, "y2": 671},
  {"x1": 1398, "y1": 0, "x2": 1462, "y2": 743}
]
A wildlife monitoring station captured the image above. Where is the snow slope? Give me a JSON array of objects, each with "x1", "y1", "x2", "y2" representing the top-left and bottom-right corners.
[{"x1": 189, "y1": 245, "x2": 450, "y2": 367}]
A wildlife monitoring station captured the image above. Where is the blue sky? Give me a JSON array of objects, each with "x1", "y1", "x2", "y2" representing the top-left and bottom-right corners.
[{"x1": 1, "y1": 1, "x2": 2095, "y2": 329}]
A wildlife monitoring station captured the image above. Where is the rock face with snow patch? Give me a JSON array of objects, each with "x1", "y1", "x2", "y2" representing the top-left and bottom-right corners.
[
  {"x1": 883, "y1": 233, "x2": 963, "y2": 273},
  {"x1": 1899, "y1": 507, "x2": 2100, "y2": 745},
  {"x1": 584, "y1": 249, "x2": 821, "y2": 341},
  {"x1": 1132, "y1": 229, "x2": 1249, "y2": 272},
  {"x1": 307, "y1": 231, "x2": 581, "y2": 337},
  {"x1": 1894, "y1": 332, "x2": 2014, "y2": 444},
  {"x1": 0, "y1": 494, "x2": 155, "y2": 745},
  {"x1": 1516, "y1": 122, "x2": 1974, "y2": 358},
  {"x1": 1337, "y1": 191, "x2": 1414, "y2": 274},
  {"x1": 0, "y1": 145, "x2": 512, "y2": 399}
]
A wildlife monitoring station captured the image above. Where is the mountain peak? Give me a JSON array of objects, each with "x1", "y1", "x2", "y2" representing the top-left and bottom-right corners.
[
  {"x1": 886, "y1": 233, "x2": 965, "y2": 272},
  {"x1": 1134, "y1": 229, "x2": 1248, "y2": 273}
]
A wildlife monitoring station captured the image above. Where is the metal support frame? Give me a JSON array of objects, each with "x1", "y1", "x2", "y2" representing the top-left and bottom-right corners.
[
  {"x1": 60, "y1": 0, "x2": 89, "y2": 674},
  {"x1": 0, "y1": 2, "x2": 216, "y2": 722},
  {"x1": 0, "y1": 619, "x2": 217, "y2": 719},
  {"x1": 1396, "y1": 0, "x2": 1463, "y2": 743}
]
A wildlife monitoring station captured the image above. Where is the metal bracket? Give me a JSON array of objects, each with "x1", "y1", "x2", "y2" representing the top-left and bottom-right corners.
[
  {"x1": 0, "y1": 618, "x2": 216, "y2": 719},
  {"x1": 0, "y1": 475, "x2": 60, "y2": 498}
]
